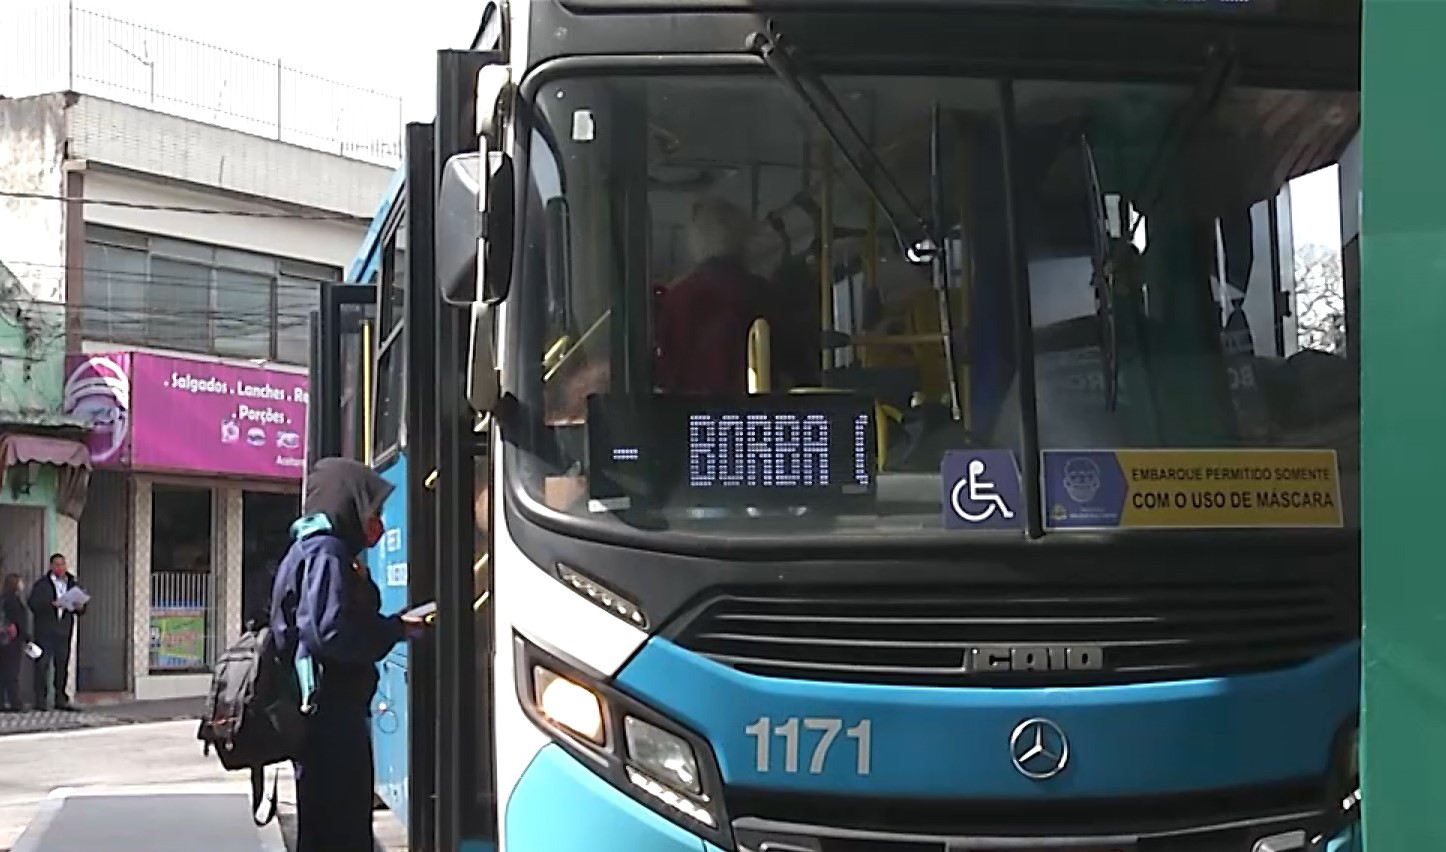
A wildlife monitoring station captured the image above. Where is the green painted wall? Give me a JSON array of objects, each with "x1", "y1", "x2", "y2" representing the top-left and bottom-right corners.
[
  {"x1": 1361, "y1": 0, "x2": 1446, "y2": 847},
  {"x1": 0, "y1": 263, "x2": 66, "y2": 553},
  {"x1": 0, "y1": 456, "x2": 60, "y2": 553},
  {"x1": 0, "y1": 295, "x2": 66, "y2": 415}
]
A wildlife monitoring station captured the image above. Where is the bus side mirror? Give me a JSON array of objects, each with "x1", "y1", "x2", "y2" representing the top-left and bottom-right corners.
[
  {"x1": 482, "y1": 153, "x2": 515, "y2": 302},
  {"x1": 437, "y1": 151, "x2": 515, "y2": 306}
]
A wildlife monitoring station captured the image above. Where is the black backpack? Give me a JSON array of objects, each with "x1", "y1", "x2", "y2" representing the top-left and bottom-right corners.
[{"x1": 196, "y1": 571, "x2": 308, "y2": 825}]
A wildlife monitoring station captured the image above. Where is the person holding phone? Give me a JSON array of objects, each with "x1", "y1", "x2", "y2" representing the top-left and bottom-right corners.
[{"x1": 271, "y1": 457, "x2": 428, "y2": 852}]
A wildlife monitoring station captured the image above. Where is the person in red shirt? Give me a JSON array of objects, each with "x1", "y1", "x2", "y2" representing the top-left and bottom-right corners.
[{"x1": 655, "y1": 197, "x2": 812, "y2": 395}]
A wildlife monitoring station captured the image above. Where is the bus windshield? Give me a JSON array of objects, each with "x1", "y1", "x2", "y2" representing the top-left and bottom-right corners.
[{"x1": 509, "y1": 72, "x2": 1360, "y2": 539}]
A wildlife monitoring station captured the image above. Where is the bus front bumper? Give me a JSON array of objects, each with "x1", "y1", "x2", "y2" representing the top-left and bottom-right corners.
[
  {"x1": 504, "y1": 743, "x2": 1361, "y2": 852},
  {"x1": 505, "y1": 743, "x2": 720, "y2": 852}
]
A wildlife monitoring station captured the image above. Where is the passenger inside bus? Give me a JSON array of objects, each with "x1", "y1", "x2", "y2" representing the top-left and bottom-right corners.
[{"x1": 653, "y1": 197, "x2": 815, "y2": 395}]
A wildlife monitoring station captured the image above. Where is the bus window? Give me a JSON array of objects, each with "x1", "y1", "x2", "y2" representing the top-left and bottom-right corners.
[
  {"x1": 337, "y1": 301, "x2": 375, "y2": 463},
  {"x1": 373, "y1": 228, "x2": 407, "y2": 460},
  {"x1": 1001, "y1": 80, "x2": 1360, "y2": 523},
  {"x1": 511, "y1": 74, "x2": 1021, "y2": 535}
]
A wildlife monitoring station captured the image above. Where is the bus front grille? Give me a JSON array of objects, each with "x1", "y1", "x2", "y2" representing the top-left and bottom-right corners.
[
  {"x1": 668, "y1": 580, "x2": 1357, "y2": 686},
  {"x1": 727, "y1": 778, "x2": 1330, "y2": 842}
]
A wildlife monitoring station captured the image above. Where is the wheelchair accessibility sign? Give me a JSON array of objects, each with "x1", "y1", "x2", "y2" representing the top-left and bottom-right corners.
[{"x1": 941, "y1": 450, "x2": 1024, "y2": 530}]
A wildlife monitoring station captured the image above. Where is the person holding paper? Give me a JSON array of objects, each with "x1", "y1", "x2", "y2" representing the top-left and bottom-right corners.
[
  {"x1": 26, "y1": 554, "x2": 86, "y2": 711},
  {"x1": 271, "y1": 457, "x2": 429, "y2": 852}
]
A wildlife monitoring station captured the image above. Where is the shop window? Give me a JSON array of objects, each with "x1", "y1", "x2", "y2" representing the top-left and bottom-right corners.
[
  {"x1": 277, "y1": 275, "x2": 321, "y2": 365},
  {"x1": 241, "y1": 491, "x2": 300, "y2": 628},
  {"x1": 82, "y1": 226, "x2": 337, "y2": 365},
  {"x1": 215, "y1": 268, "x2": 274, "y2": 359},
  {"x1": 149, "y1": 485, "x2": 215, "y2": 674},
  {"x1": 81, "y1": 242, "x2": 148, "y2": 342},
  {"x1": 146, "y1": 258, "x2": 213, "y2": 351}
]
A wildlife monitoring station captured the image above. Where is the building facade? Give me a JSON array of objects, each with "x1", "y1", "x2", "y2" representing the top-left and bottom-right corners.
[{"x1": 0, "y1": 90, "x2": 392, "y2": 699}]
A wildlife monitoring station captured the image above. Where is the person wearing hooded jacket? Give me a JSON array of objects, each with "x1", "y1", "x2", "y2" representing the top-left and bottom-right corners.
[{"x1": 271, "y1": 457, "x2": 425, "y2": 852}]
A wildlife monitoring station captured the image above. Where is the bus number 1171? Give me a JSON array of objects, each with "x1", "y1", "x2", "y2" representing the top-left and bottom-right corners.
[{"x1": 744, "y1": 716, "x2": 873, "y2": 776}]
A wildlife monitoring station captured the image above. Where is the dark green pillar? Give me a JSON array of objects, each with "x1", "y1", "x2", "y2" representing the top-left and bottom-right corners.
[{"x1": 1362, "y1": 0, "x2": 1446, "y2": 847}]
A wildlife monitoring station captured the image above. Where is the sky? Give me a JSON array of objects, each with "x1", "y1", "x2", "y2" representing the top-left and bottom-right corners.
[
  {"x1": 1291, "y1": 167, "x2": 1344, "y2": 251},
  {"x1": 74, "y1": 0, "x2": 472, "y2": 122}
]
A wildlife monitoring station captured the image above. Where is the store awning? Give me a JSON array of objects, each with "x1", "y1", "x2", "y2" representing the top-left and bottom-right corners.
[
  {"x1": 0, "y1": 434, "x2": 91, "y2": 470},
  {"x1": 0, "y1": 433, "x2": 93, "y2": 520}
]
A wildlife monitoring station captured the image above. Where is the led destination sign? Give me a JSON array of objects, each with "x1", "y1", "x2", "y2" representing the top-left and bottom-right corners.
[
  {"x1": 687, "y1": 411, "x2": 854, "y2": 489},
  {"x1": 586, "y1": 394, "x2": 876, "y2": 511}
]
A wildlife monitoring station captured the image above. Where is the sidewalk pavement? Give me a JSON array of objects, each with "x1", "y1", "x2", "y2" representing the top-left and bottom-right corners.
[
  {"x1": 0, "y1": 698, "x2": 203, "y2": 737},
  {"x1": 0, "y1": 719, "x2": 405, "y2": 852}
]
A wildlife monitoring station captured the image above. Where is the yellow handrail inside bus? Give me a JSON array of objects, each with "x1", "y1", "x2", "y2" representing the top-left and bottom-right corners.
[
  {"x1": 790, "y1": 385, "x2": 894, "y2": 472},
  {"x1": 545, "y1": 310, "x2": 611, "y2": 383},
  {"x1": 542, "y1": 335, "x2": 572, "y2": 371},
  {"x1": 747, "y1": 317, "x2": 772, "y2": 394},
  {"x1": 362, "y1": 320, "x2": 374, "y2": 465},
  {"x1": 424, "y1": 414, "x2": 492, "y2": 491},
  {"x1": 474, "y1": 554, "x2": 490, "y2": 611}
]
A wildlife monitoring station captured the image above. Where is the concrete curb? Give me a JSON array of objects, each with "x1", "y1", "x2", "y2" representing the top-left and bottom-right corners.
[
  {"x1": 0, "y1": 718, "x2": 193, "y2": 743},
  {"x1": 0, "y1": 712, "x2": 116, "y2": 738}
]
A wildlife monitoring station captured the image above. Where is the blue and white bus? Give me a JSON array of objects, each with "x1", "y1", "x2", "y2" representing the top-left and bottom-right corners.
[{"x1": 311, "y1": 1, "x2": 1363, "y2": 850}]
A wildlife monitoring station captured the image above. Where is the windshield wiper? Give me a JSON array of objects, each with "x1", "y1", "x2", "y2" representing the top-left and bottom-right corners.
[
  {"x1": 1125, "y1": 43, "x2": 1239, "y2": 243},
  {"x1": 1080, "y1": 133, "x2": 1120, "y2": 411},
  {"x1": 1086, "y1": 42, "x2": 1238, "y2": 412},
  {"x1": 747, "y1": 22, "x2": 938, "y2": 264}
]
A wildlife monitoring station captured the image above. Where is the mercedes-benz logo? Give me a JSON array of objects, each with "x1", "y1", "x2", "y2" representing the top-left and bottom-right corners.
[{"x1": 1009, "y1": 717, "x2": 1070, "y2": 780}]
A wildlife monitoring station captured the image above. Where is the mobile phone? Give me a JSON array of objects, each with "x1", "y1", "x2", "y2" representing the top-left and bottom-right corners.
[{"x1": 403, "y1": 601, "x2": 438, "y2": 622}]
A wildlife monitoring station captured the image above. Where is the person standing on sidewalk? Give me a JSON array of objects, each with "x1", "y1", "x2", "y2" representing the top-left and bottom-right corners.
[
  {"x1": 0, "y1": 573, "x2": 28, "y2": 711},
  {"x1": 26, "y1": 555, "x2": 85, "y2": 711},
  {"x1": 274, "y1": 458, "x2": 426, "y2": 852}
]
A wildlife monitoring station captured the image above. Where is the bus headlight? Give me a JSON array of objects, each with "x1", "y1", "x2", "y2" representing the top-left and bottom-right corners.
[
  {"x1": 515, "y1": 633, "x2": 730, "y2": 844},
  {"x1": 626, "y1": 716, "x2": 702, "y2": 794},
  {"x1": 534, "y1": 667, "x2": 605, "y2": 744}
]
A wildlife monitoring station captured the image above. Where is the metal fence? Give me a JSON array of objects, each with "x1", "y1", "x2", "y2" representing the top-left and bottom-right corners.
[
  {"x1": 0, "y1": 0, "x2": 403, "y2": 165},
  {"x1": 149, "y1": 570, "x2": 217, "y2": 673}
]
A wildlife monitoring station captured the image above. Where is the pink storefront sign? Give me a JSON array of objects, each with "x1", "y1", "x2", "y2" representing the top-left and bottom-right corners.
[
  {"x1": 64, "y1": 352, "x2": 309, "y2": 480},
  {"x1": 63, "y1": 352, "x2": 132, "y2": 467}
]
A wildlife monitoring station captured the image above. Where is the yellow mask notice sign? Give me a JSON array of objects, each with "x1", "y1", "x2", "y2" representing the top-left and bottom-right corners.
[{"x1": 1041, "y1": 449, "x2": 1343, "y2": 530}]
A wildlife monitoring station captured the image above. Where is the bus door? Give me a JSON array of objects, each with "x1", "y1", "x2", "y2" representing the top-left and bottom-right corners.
[{"x1": 306, "y1": 282, "x2": 379, "y2": 473}]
